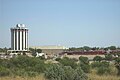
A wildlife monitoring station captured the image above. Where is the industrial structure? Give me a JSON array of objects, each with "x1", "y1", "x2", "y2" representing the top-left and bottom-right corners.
[
  {"x1": 31, "y1": 45, "x2": 68, "y2": 55},
  {"x1": 10, "y1": 24, "x2": 29, "y2": 53}
]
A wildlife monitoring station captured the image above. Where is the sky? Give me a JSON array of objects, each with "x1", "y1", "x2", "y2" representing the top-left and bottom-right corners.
[{"x1": 0, "y1": 0, "x2": 120, "y2": 48}]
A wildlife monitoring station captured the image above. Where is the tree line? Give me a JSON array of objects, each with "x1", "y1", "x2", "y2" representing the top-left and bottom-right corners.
[{"x1": 68, "y1": 46, "x2": 120, "y2": 51}]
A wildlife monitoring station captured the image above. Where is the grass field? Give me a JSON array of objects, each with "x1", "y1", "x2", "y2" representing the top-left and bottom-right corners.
[
  {"x1": 0, "y1": 74, "x2": 120, "y2": 80},
  {"x1": 0, "y1": 75, "x2": 45, "y2": 80},
  {"x1": 88, "y1": 74, "x2": 120, "y2": 80}
]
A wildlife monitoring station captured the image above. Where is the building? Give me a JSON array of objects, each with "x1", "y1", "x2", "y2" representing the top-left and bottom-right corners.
[
  {"x1": 30, "y1": 45, "x2": 68, "y2": 55},
  {"x1": 10, "y1": 24, "x2": 29, "y2": 53}
]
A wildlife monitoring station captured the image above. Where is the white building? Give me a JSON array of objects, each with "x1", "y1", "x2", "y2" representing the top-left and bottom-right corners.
[
  {"x1": 30, "y1": 45, "x2": 68, "y2": 55},
  {"x1": 10, "y1": 24, "x2": 29, "y2": 53}
]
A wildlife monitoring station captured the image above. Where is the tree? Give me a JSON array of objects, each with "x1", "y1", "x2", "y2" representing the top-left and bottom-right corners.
[
  {"x1": 36, "y1": 49, "x2": 42, "y2": 53},
  {"x1": 29, "y1": 48, "x2": 35, "y2": 52},
  {"x1": 29, "y1": 48, "x2": 42, "y2": 57},
  {"x1": 79, "y1": 56, "x2": 90, "y2": 73},
  {"x1": 79, "y1": 56, "x2": 89, "y2": 64},
  {"x1": 83, "y1": 46, "x2": 91, "y2": 51},
  {"x1": 93, "y1": 56, "x2": 103, "y2": 62},
  {"x1": 0, "y1": 47, "x2": 8, "y2": 53},
  {"x1": 91, "y1": 47, "x2": 99, "y2": 51},
  {"x1": 69, "y1": 47, "x2": 76, "y2": 51},
  {"x1": 79, "y1": 63, "x2": 90, "y2": 73},
  {"x1": 105, "y1": 53, "x2": 113, "y2": 61},
  {"x1": 108, "y1": 46, "x2": 116, "y2": 50}
]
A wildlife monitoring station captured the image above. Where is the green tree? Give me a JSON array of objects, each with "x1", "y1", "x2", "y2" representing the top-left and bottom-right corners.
[
  {"x1": 93, "y1": 56, "x2": 103, "y2": 62},
  {"x1": 79, "y1": 56, "x2": 89, "y2": 64},
  {"x1": 29, "y1": 48, "x2": 35, "y2": 52},
  {"x1": 105, "y1": 53, "x2": 113, "y2": 61},
  {"x1": 108, "y1": 46, "x2": 116, "y2": 50},
  {"x1": 36, "y1": 49, "x2": 42, "y2": 53},
  {"x1": 79, "y1": 63, "x2": 90, "y2": 73},
  {"x1": 79, "y1": 56, "x2": 90, "y2": 73},
  {"x1": 69, "y1": 47, "x2": 77, "y2": 51},
  {"x1": 83, "y1": 46, "x2": 91, "y2": 51}
]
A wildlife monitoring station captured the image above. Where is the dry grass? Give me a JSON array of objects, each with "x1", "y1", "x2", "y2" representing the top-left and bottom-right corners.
[
  {"x1": 0, "y1": 70, "x2": 120, "y2": 80},
  {"x1": 0, "y1": 74, "x2": 120, "y2": 80},
  {"x1": 88, "y1": 74, "x2": 120, "y2": 80},
  {"x1": 88, "y1": 69, "x2": 120, "y2": 80},
  {"x1": 0, "y1": 75, "x2": 45, "y2": 80}
]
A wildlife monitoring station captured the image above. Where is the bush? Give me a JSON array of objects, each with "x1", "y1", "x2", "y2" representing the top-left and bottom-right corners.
[
  {"x1": 91, "y1": 61, "x2": 111, "y2": 75},
  {"x1": 0, "y1": 66, "x2": 10, "y2": 76},
  {"x1": 80, "y1": 63, "x2": 90, "y2": 73},
  {"x1": 91, "y1": 61, "x2": 109, "y2": 69},
  {"x1": 63, "y1": 66, "x2": 75, "y2": 80},
  {"x1": 44, "y1": 64, "x2": 88, "y2": 80},
  {"x1": 58, "y1": 57, "x2": 77, "y2": 69},
  {"x1": 79, "y1": 56, "x2": 90, "y2": 73},
  {"x1": 105, "y1": 53, "x2": 113, "y2": 61},
  {"x1": 44, "y1": 64, "x2": 65, "y2": 80},
  {"x1": 79, "y1": 56, "x2": 89, "y2": 64},
  {"x1": 74, "y1": 67, "x2": 88, "y2": 80},
  {"x1": 93, "y1": 56, "x2": 103, "y2": 62},
  {"x1": 55, "y1": 57, "x2": 61, "y2": 61},
  {"x1": 91, "y1": 62, "x2": 101, "y2": 68},
  {"x1": 0, "y1": 55, "x2": 47, "y2": 77},
  {"x1": 97, "y1": 66, "x2": 111, "y2": 75},
  {"x1": 114, "y1": 57, "x2": 120, "y2": 75}
]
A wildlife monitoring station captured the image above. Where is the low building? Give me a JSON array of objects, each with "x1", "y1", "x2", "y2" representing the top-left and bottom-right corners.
[{"x1": 30, "y1": 45, "x2": 68, "y2": 56}]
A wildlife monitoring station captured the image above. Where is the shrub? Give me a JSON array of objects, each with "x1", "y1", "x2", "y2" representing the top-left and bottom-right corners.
[
  {"x1": 114, "y1": 57, "x2": 120, "y2": 75},
  {"x1": 44, "y1": 64, "x2": 88, "y2": 80},
  {"x1": 91, "y1": 61, "x2": 109, "y2": 69},
  {"x1": 5, "y1": 55, "x2": 46, "y2": 77},
  {"x1": 80, "y1": 63, "x2": 90, "y2": 73},
  {"x1": 105, "y1": 53, "x2": 113, "y2": 61},
  {"x1": 93, "y1": 56, "x2": 103, "y2": 62},
  {"x1": 74, "y1": 67, "x2": 88, "y2": 80},
  {"x1": 59, "y1": 57, "x2": 77, "y2": 69},
  {"x1": 91, "y1": 61, "x2": 111, "y2": 75},
  {"x1": 63, "y1": 66, "x2": 75, "y2": 80},
  {"x1": 91, "y1": 62, "x2": 102, "y2": 68},
  {"x1": 44, "y1": 64, "x2": 65, "y2": 80},
  {"x1": 97, "y1": 66, "x2": 111, "y2": 75},
  {"x1": 0, "y1": 66, "x2": 10, "y2": 76},
  {"x1": 55, "y1": 57, "x2": 61, "y2": 61},
  {"x1": 79, "y1": 56, "x2": 89, "y2": 64},
  {"x1": 79, "y1": 56, "x2": 90, "y2": 73}
]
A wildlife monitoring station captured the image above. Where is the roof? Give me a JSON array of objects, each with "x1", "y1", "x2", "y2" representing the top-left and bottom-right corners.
[{"x1": 30, "y1": 45, "x2": 68, "y2": 49}]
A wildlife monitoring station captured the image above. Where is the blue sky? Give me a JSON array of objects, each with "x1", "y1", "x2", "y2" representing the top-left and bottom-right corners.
[{"x1": 0, "y1": 0, "x2": 120, "y2": 48}]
